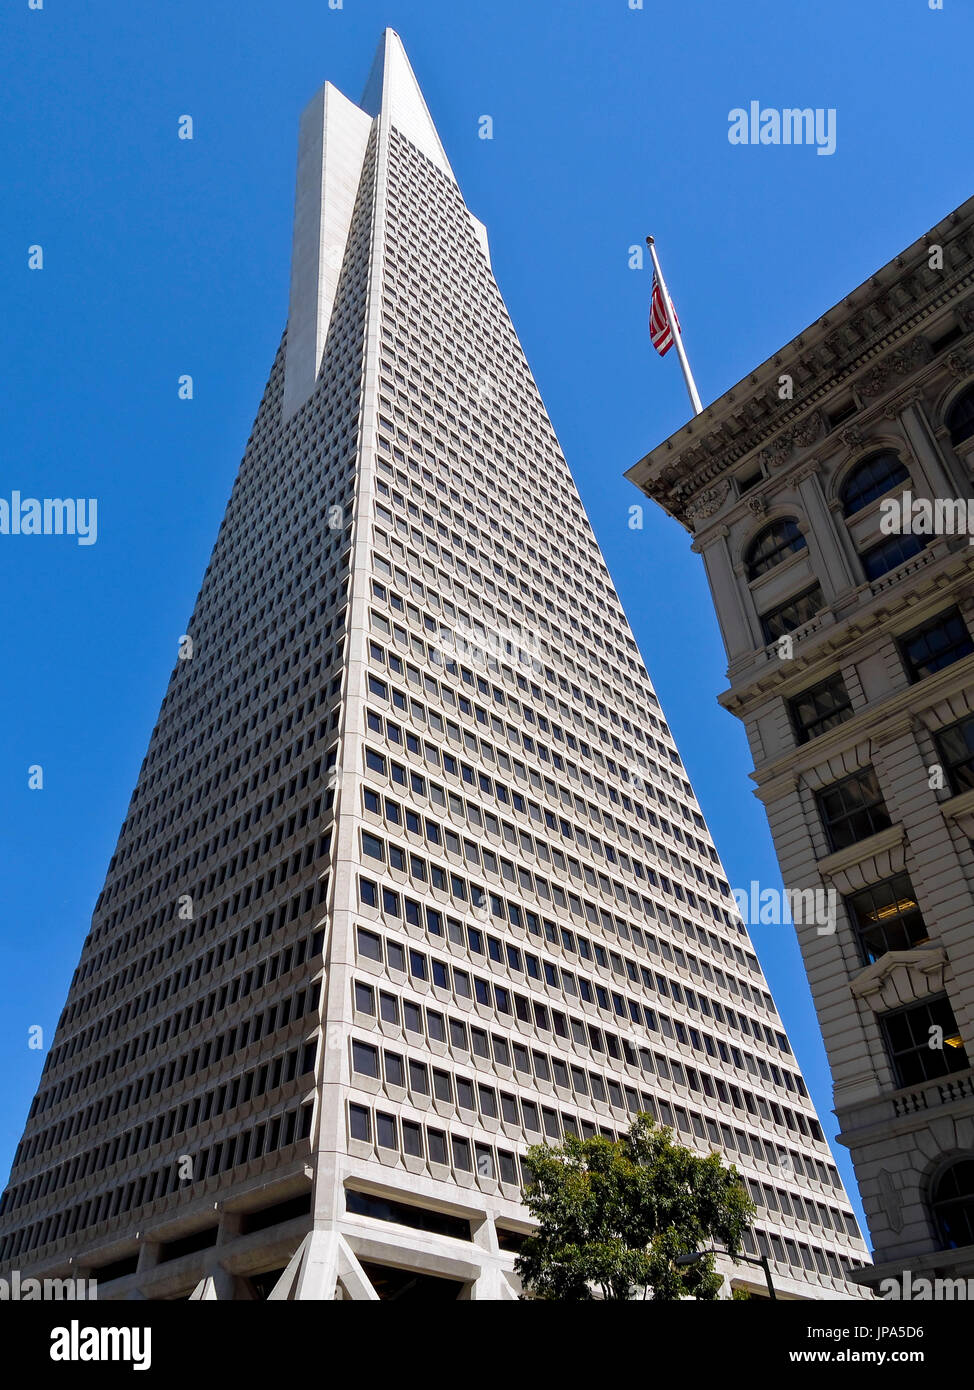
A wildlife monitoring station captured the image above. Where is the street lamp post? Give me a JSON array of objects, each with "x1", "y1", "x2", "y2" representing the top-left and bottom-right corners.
[{"x1": 675, "y1": 1248, "x2": 778, "y2": 1301}]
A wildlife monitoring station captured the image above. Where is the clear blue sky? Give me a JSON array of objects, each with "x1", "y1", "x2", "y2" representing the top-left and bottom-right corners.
[{"x1": 2, "y1": 0, "x2": 970, "y2": 1237}]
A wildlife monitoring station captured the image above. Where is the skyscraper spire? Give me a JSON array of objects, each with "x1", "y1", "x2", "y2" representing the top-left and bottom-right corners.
[{"x1": 360, "y1": 28, "x2": 455, "y2": 180}]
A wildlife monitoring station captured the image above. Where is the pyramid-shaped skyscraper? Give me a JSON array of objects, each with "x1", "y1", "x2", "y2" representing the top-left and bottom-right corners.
[{"x1": 0, "y1": 33, "x2": 870, "y2": 1300}]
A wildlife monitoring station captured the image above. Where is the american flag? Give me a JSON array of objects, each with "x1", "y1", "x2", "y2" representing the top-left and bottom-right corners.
[{"x1": 649, "y1": 272, "x2": 679, "y2": 356}]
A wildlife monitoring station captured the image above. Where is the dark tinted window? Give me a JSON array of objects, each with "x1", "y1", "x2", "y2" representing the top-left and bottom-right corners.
[
  {"x1": 881, "y1": 995, "x2": 969, "y2": 1087},
  {"x1": 899, "y1": 608, "x2": 973, "y2": 682},
  {"x1": 788, "y1": 674, "x2": 853, "y2": 745},
  {"x1": 816, "y1": 767, "x2": 891, "y2": 852},
  {"x1": 841, "y1": 452, "x2": 909, "y2": 516}
]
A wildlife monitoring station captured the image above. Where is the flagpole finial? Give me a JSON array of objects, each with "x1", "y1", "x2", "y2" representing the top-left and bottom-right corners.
[{"x1": 646, "y1": 235, "x2": 655, "y2": 246}]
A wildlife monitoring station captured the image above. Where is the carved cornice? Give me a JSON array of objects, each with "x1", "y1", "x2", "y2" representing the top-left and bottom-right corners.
[
  {"x1": 627, "y1": 200, "x2": 974, "y2": 520},
  {"x1": 684, "y1": 479, "x2": 731, "y2": 523}
]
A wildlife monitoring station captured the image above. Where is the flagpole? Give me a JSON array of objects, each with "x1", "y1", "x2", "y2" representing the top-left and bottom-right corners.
[{"x1": 646, "y1": 235, "x2": 703, "y2": 416}]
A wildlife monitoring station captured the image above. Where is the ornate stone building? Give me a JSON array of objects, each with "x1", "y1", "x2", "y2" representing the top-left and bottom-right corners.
[{"x1": 627, "y1": 196, "x2": 974, "y2": 1294}]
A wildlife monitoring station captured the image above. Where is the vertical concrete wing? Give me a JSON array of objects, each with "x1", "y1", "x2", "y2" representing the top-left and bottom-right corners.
[{"x1": 283, "y1": 82, "x2": 372, "y2": 420}]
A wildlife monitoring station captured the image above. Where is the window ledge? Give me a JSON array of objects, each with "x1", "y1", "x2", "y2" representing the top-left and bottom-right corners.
[
  {"x1": 849, "y1": 943, "x2": 948, "y2": 1011},
  {"x1": 816, "y1": 823, "x2": 906, "y2": 893}
]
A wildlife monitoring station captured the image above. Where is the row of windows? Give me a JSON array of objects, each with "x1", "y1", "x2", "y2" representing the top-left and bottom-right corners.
[
  {"x1": 354, "y1": 927, "x2": 819, "y2": 1136},
  {"x1": 362, "y1": 660, "x2": 721, "y2": 877},
  {"x1": 32, "y1": 915, "x2": 325, "y2": 1122},
  {"x1": 95, "y1": 693, "x2": 341, "y2": 941},
  {"x1": 361, "y1": 667, "x2": 708, "y2": 884},
  {"x1": 356, "y1": 867, "x2": 781, "y2": 1041},
  {"x1": 372, "y1": 413, "x2": 640, "y2": 704},
  {"x1": 748, "y1": 444, "x2": 974, "y2": 651},
  {"x1": 747, "y1": 458, "x2": 929, "y2": 592},
  {"x1": 0, "y1": 1103, "x2": 313, "y2": 1263},
  {"x1": 350, "y1": 982, "x2": 826, "y2": 1157},
  {"x1": 3, "y1": 1038, "x2": 316, "y2": 1217},
  {"x1": 43, "y1": 871, "x2": 328, "y2": 1078},
  {"x1": 358, "y1": 788, "x2": 734, "y2": 949},
  {"x1": 344, "y1": 1099, "x2": 854, "y2": 1270},
  {"x1": 70, "y1": 786, "x2": 333, "y2": 1019},
  {"x1": 362, "y1": 699, "x2": 726, "y2": 916},
  {"x1": 17, "y1": 976, "x2": 322, "y2": 1169},
  {"x1": 355, "y1": 871, "x2": 790, "y2": 1063},
  {"x1": 368, "y1": 549, "x2": 666, "y2": 772},
  {"x1": 122, "y1": 590, "x2": 346, "y2": 859}
]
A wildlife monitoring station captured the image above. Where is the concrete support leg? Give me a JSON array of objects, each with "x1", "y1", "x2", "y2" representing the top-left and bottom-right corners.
[
  {"x1": 267, "y1": 1231, "x2": 379, "y2": 1301},
  {"x1": 460, "y1": 1264, "x2": 519, "y2": 1300},
  {"x1": 188, "y1": 1266, "x2": 255, "y2": 1301}
]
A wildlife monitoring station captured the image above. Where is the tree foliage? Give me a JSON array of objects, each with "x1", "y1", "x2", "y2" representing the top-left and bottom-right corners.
[{"x1": 515, "y1": 1113, "x2": 755, "y2": 1301}]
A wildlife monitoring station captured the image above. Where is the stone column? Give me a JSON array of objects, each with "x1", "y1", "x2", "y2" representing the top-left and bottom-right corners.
[
  {"x1": 795, "y1": 464, "x2": 857, "y2": 596},
  {"x1": 892, "y1": 393, "x2": 962, "y2": 501},
  {"x1": 693, "y1": 527, "x2": 758, "y2": 657}
]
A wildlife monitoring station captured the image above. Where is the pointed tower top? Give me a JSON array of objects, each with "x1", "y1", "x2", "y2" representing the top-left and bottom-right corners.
[{"x1": 360, "y1": 29, "x2": 455, "y2": 181}]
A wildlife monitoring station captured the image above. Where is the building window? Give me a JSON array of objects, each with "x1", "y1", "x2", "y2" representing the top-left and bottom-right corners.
[
  {"x1": 349, "y1": 1104, "x2": 371, "y2": 1143},
  {"x1": 376, "y1": 1112, "x2": 397, "y2": 1150},
  {"x1": 844, "y1": 874, "x2": 928, "y2": 964},
  {"x1": 759, "y1": 584, "x2": 825, "y2": 644},
  {"x1": 815, "y1": 767, "x2": 891, "y2": 852},
  {"x1": 351, "y1": 1041, "x2": 379, "y2": 1078},
  {"x1": 788, "y1": 674, "x2": 853, "y2": 745},
  {"x1": 930, "y1": 1160, "x2": 974, "y2": 1249},
  {"x1": 946, "y1": 386, "x2": 974, "y2": 447},
  {"x1": 880, "y1": 995, "x2": 969, "y2": 1088},
  {"x1": 353, "y1": 982, "x2": 375, "y2": 1015},
  {"x1": 745, "y1": 518, "x2": 807, "y2": 580},
  {"x1": 356, "y1": 928, "x2": 382, "y2": 961},
  {"x1": 899, "y1": 607, "x2": 974, "y2": 683},
  {"x1": 858, "y1": 531, "x2": 927, "y2": 580},
  {"x1": 841, "y1": 452, "x2": 910, "y2": 517},
  {"x1": 935, "y1": 714, "x2": 974, "y2": 794},
  {"x1": 402, "y1": 1121, "x2": 424, "y2": 1158}
]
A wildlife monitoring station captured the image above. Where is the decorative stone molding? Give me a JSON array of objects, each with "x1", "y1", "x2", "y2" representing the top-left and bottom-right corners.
[
  {"x1": 947, "y1": 351, "x2": 973, "y2": 380},
  {"x1": 850, "y1": 943, "x2": 948, "y2": 1013},
  {"x1": 745, "y1": 494, "x2": 767, "y2": 516},
  {"x1": 876, "y1": 1169, "x2": 905, "y2": 1235},
  {"x1": 840, "y1": 425, "x2": 864, "y2": 449},
  {"x1": 858, "y1": 363, "x2": 892, "y2": 398},
  {"x1": 816, "y1": 823, "x2": 907, "y2": 896},
  {"x1": 792, "y1": 412, "x2": 824, "y2": 449},
  {"x1": 761, "y1": 432, "x2": 793, "y2": 468},
  {"x1": 941, "y1": 786, "x2": 974, "y2": 840},
  {"x1": 684, "y1": 479, "x2": 731, "y2": 522}
]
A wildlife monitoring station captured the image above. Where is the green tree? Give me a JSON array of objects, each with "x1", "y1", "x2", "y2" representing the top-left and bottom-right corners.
[{"x1": 515, "y1": 1113, "x2": 755, "y2": 1301}]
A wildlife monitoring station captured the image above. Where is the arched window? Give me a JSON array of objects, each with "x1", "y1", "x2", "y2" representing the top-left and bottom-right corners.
[
  {"x1": 745, "y1": 518, "x2": 806, "y2": 580},
  {"x1": 931, "y1": 1159, "x2": 974, "y2": 1250},
  {"x1": 841, "y1": 451, "x2": 909, "y2": 517},
  {"x1": 946, "y1": 386, "x2": 974, "y2": 447}
]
